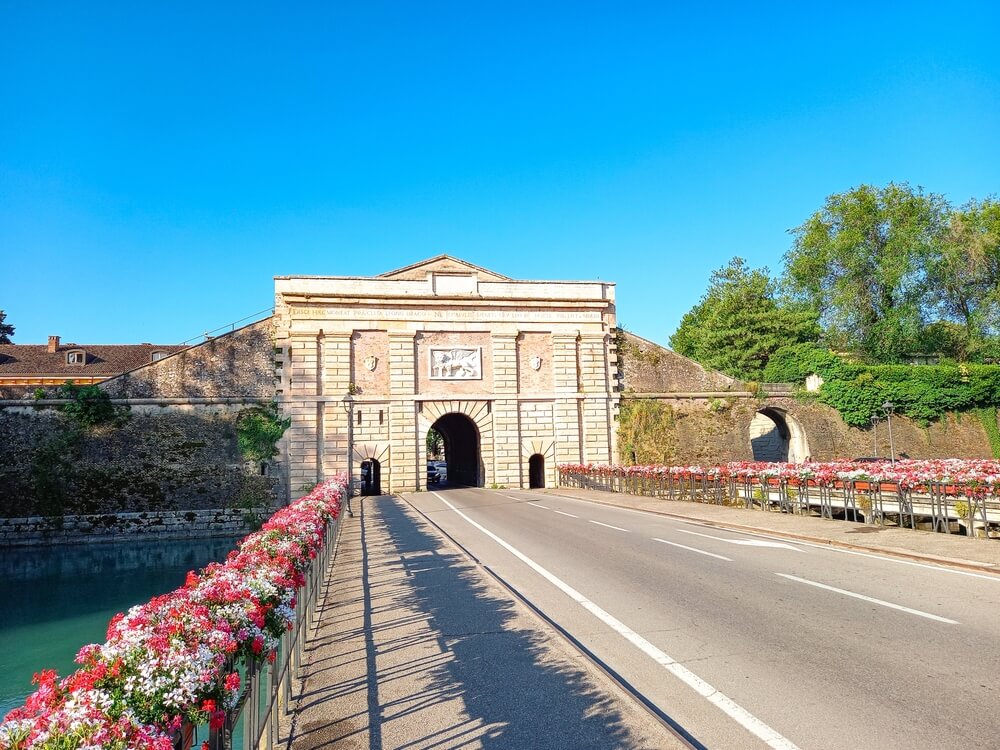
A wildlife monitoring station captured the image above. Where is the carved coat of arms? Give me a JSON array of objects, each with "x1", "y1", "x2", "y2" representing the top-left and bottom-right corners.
[
  {"x1": 364, "y1": 356, "x2": 378, "y2": 372},
  {"x1": 529, "y1": 356, "x2": 542, "y2": 371}
]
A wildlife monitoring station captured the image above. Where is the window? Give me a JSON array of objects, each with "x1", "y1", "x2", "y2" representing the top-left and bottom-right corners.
[
  {"x1": 66, "y1": 350, "x2": 85, "y2": 365},
  {"x1": 151, "y1": 351, "x2": 168, "y2": 362}
]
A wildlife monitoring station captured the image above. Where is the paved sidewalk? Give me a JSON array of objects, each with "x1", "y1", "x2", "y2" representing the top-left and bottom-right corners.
[
  {"x1": 280, "y1": 495, "x2": 686, "y2": 750},
  {"x1": 542, "y1": 486, "x2": 1000, "y2": 574}
]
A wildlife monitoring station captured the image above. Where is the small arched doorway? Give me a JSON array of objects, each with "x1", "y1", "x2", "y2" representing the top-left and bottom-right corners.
[
  {"x1": 360, "y1": 458, "x2": 381, "y2": 495},
  {"x1": 528, "y1": 454, "x2": 545, "y2": 489},
  {"x1": 749, "y1": 408, "x2": 810, "y2": 463},
  {"x1": 429, "y1": 413, "x2": 482, "y2": 487}
]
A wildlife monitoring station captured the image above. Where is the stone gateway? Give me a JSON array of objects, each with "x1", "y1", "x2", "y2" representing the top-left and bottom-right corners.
[{"x1": 273, "y1": 256, "x2": 619, "y2": 496}]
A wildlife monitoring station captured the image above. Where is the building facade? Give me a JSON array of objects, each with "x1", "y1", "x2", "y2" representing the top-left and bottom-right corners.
[{"x1": 274, "y1": 256, "x2": 619, "y2": 495}]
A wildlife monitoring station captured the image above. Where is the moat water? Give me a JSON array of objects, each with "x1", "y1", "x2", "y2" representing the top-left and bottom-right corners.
[{"x1": 0, "y1": 536, "x2": 240, "y2": 717}]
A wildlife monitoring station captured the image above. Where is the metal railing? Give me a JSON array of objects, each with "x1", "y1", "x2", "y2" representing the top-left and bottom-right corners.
[
  {"x1": 180, "y1": 518, "x2": 337, "y2": 750},
  {"x1": 559, "y1": 470, "x2": 1000, "y2": 540}
]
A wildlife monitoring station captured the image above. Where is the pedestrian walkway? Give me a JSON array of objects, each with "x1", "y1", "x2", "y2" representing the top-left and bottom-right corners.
[
  {"x1": 542, "y1": 486, "x2": 1000, "y2": 574},
  {"x1": 279, "y1": 495, "x2": 685, "y2": 750}
]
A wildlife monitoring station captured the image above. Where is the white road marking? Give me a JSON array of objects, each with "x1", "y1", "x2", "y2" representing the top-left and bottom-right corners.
[
  {"x1": 554, "y1": 510, "x2": 578, "y2": 518},
  {"x1": 677, "y1": 528, "x2": 803, "y2": 551},
  {"x1": 527, "y1": 490, "x2": 1000, "y2": 582},
  {"x1": 654, "y1": 538, "x2": 733, "y2": 561},
  {"x1": 589, "y1": 520, "x2": 629, "y2": 532},
  {"x1": 775, "y1": 574, "x2": 960, "y2": 624},
  {"x1": 433, "y1": 492, "x2": 800, "y2": 750},
  {"x1": 782, "y1": 540, "x2": 1000, "y2": 581},
  {"x1": 526, "y1": 503, "x2": 551, "y2": 510}
]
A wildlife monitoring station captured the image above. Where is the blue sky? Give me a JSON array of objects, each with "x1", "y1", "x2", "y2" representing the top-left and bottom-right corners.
[{"x1": 2, "y1": 2, "x2": 998, "y2": 346}]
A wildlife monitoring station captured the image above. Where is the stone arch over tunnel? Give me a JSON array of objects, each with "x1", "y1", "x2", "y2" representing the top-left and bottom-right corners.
[
  {"x1": 429, "y1": 412, "x2": 482, "y2": 487},
  {"x1": 750, "y1": 407, "x2": 810, "y2": 463},
  {"x1": 419, "y1": 400, "x2": 492, "y2": 489}
]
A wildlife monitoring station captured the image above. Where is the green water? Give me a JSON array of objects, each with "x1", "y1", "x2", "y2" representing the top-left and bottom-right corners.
[{"x1": 0, "y1": 536, "x2": 240, "y2": 717}]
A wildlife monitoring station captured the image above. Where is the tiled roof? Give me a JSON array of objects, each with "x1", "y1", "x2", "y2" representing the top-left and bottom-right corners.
[{"x1": 0, "y1": 343, "x2": 189, "y2": 377}]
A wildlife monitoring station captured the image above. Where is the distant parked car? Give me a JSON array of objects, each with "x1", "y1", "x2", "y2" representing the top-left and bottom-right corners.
[{"x1": 427, "y1": 460, "x2": 448, "y2": 484}]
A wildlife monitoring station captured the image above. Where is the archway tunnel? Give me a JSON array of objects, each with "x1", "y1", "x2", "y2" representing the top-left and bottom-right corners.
[
  {"x1": 749, "y1": 407, "x2": 809, "y2": 463},
  {"x1": 429, "y1": 413, "x2": 482, "y2": 487}
]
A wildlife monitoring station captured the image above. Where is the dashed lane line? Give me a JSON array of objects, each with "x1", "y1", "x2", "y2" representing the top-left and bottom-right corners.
[
  {"x1": 676, "y1": 528, "x2": 804, "y2": 551},
  {"x1": 590, "y1": 520, "x2": 630, "y2": 532}
]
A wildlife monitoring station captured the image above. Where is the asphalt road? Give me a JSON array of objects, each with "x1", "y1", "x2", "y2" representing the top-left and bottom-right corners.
[{"x1": 403, "y1": 486, "x2": 1000, "y2": 750}]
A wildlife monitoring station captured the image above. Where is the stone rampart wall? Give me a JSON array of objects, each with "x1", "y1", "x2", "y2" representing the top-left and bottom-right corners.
[
  {"x1": 100, "y1": 318, "x2": 276, "y2": 399},
  {"x1": 0, "y1": 507, "x2": 271, "y2": 547},
  {"x1": 618, "y1": 331, "x2": 738, "y2": 394},
  {"x1": 620, "y1": 396, "x2": 994, "y2": 465},
  {"x1": 0, "y1": 405, "x2": 284, "y2": 518}
]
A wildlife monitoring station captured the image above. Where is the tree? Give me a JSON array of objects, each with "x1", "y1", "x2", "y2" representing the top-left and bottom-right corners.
[
  {"x1": 783, "y1": 183, "x2": 949, "y2": 362},
  {"x1": 426, "y1": 428, "x2": 443, "y2": 458},
  {"x1": 670, "y1": 257, "x2": 820, "y2": 380},
  {"x1": 927, "y1": 198, "x2": 1000, "y2": 351},
  {"x1": 0, "y1": 310, "x2": 13, "y2": 343}
]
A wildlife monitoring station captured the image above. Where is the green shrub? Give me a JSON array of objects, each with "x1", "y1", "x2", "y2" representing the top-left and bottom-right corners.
[{"x1": 764, "y1": 346, "x2": 1000, "y2": 428}]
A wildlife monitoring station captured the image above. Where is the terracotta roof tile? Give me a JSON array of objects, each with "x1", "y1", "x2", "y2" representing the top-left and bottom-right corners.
[{"x1": 0, "y1": 343, "x2": 189, "y2": 377}]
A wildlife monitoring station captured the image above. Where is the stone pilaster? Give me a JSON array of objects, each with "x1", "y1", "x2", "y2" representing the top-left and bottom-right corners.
[
  {"x1": 580, "y1": 334, "x2": 613, "y2": 464},
  {"x1": 491, "y1": 334, "x2": 521, "y2": 486},
  {"x1": 552, "y1": 335, "x2": 582, "y2": 467},
  {"x1": 388, "y1": 333, "x2": 417, "y2": 492},
  {"x1": 322, "y1": 334, "x2": 352, "y2": 479},
  {"x1": 287, "y1": 335, "x2": 320, "y2": 497}
]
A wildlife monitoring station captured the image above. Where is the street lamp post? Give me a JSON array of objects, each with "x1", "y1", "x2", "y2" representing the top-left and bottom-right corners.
[
  {"x1": 882, "y1": 401, "x2": 896, "y2": 464},
  {"x1": 870, "y1": 415, "x2": 879, "y2": 457}
]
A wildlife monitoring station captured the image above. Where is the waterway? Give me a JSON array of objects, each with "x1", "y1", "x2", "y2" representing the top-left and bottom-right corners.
[{"x1": 0, "y1": 536, "x2": 241, "y2": 717}]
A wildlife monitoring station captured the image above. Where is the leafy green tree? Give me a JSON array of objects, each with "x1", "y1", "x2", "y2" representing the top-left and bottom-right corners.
[
  {"x1": 783, "y1": 183, "x2": 949, "y2": 362},
  {"x1": 670, "y1": 257, "x2": 819, "y2": 380},
  {"x1": 0, "y1": 310, "x2": 13, "y2": 343},
  {"x1": 426, "y1": 428, "x2": 443, "y2": 458},
  {"x1": 928, "y1": 198, "x2": 1000, "y2": 349}
]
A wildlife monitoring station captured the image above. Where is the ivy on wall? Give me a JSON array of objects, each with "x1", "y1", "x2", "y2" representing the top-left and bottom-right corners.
[
  {"x1": 236, "y1": 402, "x2": 291, "y2": 464},
  {"x1": 764, "y1": 343, "x2": 1000, "y2": 427},
  {"x1": 617, "y1": 398, "x2": 678, "y2": 465}
]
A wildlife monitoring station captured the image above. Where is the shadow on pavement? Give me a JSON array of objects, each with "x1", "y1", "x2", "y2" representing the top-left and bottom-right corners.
[{"x1": 365, "y1": 495, "x2": 644, "y2": 749}]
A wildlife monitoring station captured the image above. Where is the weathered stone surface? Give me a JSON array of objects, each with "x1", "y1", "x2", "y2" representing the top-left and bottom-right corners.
[
  {"x1": 621, "y1": 396, "x2": 994, "y2": 465},
  {"x1": 618, "y1": 331, "x2": 738, "y2": 394},
  {"x1": 0, "y1": 408, "x2": 280, "y2": 517},
  {"x1": 0, "y1": 507, "x2": 267, "y2": 547},
  {"x1": 100, "y1": 319, "x2": 276, "y2": 399}
]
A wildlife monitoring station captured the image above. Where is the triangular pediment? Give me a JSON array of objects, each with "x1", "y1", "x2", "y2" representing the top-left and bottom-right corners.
[{"x1": 378, "y1": 255, "x2": 511, "y2": 282}]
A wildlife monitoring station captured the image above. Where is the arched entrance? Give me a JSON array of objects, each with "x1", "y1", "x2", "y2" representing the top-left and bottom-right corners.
[
  {"x1": 429, "y1": 413, "x2": 482, "y2": 487},
  {"x1": 749, "y1": 407, "x2": 810, "y2": 463},
  {"x1": 528, "y1": 454, "x2": 545, "y2": 488},
  {"x1": 360, "y1": 458, "x2": 381, "y2": 495}
]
